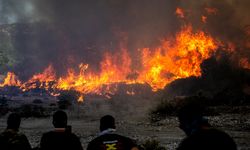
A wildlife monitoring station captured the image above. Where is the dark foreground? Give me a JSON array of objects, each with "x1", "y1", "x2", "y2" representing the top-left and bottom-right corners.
[{"x1": 0, "y1": 111, "x2": 249, "y2": 150}]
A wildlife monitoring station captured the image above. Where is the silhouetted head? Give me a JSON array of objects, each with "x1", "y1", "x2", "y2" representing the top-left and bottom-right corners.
[
  {"x1": 52, "y1": 110, "x2": 68, "y2": 128},
  {"x1": 100, "y1": 115, "x2": 115, "y2": 131},
  {"x1": 7, "y1": 113, "x2": 21, "y2": 131},
  {"x1": 177, "y1": 98, "x2": 208, "y2": 136}
]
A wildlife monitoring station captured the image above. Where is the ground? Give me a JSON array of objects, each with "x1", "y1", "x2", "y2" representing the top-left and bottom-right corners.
[{"x1": 0, "y1": 97, "x2": 250, "y2": 150}]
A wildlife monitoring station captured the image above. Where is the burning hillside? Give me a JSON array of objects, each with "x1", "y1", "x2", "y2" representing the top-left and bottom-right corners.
[
  {"x1": 0, "y1": 25, "x2": 219, "y2": 101},
  {"x1": 0, "y1": 1, "x2": 250, "y2": 102}
]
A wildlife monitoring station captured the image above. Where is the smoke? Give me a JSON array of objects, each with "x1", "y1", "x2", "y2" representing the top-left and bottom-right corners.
[
  {"x1": 177, "y1": 0, "x2": 250, "y2": 67},
  {"x1": 0, "y1": 0, "x2": 40, "y2": 24},
  {"x1": 0, "y1": 0, "x2": 250, "y2": 78}
]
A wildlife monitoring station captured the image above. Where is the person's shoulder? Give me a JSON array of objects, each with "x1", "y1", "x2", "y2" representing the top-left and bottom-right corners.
[
  {"x1": 119, "y1": 134, "x2": 136, "y2": 141},
  {"x1": 41, "y1": 131, "x2": 58, "y2": 140},
  {"x1": 42, "y1": 131, "x2": 54, "y2": 136},
  {"x1": 199, "y1": 128, "x2": 233, "y2": 139},
  {"x1": 88, "y1": 134, "x2": 137, "y2": 149},
  {"x1": 177, "y1": 134, "x2": 195, "y2": 150},
  {"x1": 16, "y1": 132, "x2": 28, "y2": 139},
  {"x1": 1, "y1": 130, "x2": 25, "y2": 139},
  {"x1": 68, "y1": 132, "x2": 81, "y2": 140},
  {"x1": 206, "y1": 128, "x2": 229, "y2": 135},
  {"x1": 114, "y1": 134, "x2": 134, "y2": 141},
  {"x1": 206, "y1": 128, "x2": 236, "y2": 143},
  {"x1": 178, "y1": 128, "x2": 237, "y2": 150}
]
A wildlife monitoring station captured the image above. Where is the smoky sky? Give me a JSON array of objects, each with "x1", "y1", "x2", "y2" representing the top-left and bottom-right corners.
[{"x1": 0, "y1": 0, "x2": 250, "y2": 79}]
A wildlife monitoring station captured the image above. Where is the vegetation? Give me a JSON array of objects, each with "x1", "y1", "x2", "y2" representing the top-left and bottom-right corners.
[
  {"x1": 149, "y1": 95, "x2": 222, "y2": 123},
  {"x1": 14, "y1": 104, "x2": 48, "y2": 118},
  {"x1": 0, "y1": 97, "x2": 9, "y2": 116},
  {"x1": 57, "y1": 90, "x2": 80, "y2": 109},
  {"x1": 139, "y1": 139, "x2": 166, "y2": 150},
  {"x1": 32, "y1": 99, "x2": 43, "y2": 104},
  {"x1": 150, "y1": 99, "x2": 177, "y2": 122}
]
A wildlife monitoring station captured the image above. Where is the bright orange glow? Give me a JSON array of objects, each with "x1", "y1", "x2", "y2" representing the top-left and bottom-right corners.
[
  {"x1": 78, "y1": 95, "x2": 84, "y2": 103},
  {"x1": 176, "y1": 7, "x2": 185, "y2": 18},
  {"x1": 0, "y1": 72, "x2": 21, "y2": 87},
  {"x1": 56, "y1": 48, "x2": 132, "y2": 96},
  {"x1": 202, "y1": 16, "x2": 207, "y2": 23},
  {"x1": 138, "y1": 25, "x2": 218, "y2": 90},
  {"x1": 20, "y1": 64, "x2": 56, "y2": 91},
  {"x1": 0, "y1": 25, "x2": 218, "y2": 99}
]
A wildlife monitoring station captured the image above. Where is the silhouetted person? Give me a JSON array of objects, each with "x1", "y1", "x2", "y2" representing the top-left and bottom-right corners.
[
  {"x1": 176, "y1": 100, "x2": 237, "y2": 150},
  {"x1": 87, "y1": 115, "x2": 138, "y2": 150},
  {"x1": 0, "y1": 113, "x2": 31, "y2": 150},
  {"x1": 40, "y1": 110, "x2": 83, "y2": 150}
]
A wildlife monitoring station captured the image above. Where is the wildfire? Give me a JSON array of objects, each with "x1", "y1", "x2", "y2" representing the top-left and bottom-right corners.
[
  {"x1": 0, "y1": 72, "x2": 21, "y2": 87},
  {"x1": 20, "y1": 65, "x2": 56, "y2": 91},
  {"x1": 0, "y1": 25, "x2": 218, "y2": 99},
  {"x1": 56, "y1": 48, "x2": 132, "y2": 96},
  {"x1": 138, "y1": 25, "x2": 217, "y2": 90}
]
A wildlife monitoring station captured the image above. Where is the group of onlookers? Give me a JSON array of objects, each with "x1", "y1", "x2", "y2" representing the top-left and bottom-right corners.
[{"x1": 0, "y1": 102, "x2": 237, "y2": 150}]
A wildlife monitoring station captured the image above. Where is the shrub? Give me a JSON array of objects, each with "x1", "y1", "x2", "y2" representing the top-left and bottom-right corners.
[
  {"x1": 32, "y1": 99, "x2": 43, "y2": 104},
  {"x1": 140, "y1": 139, "x2": 166, "y2": 150},
  {"x1": 0, "y1": 106, "x2": 9, "y2": 117},
  {"x1": 0, "y1": 96, "x2": 8, "y2": 106},
  {"x1": 57, "y1": 90, "x2": 80, "y2": 109},
  {"x1": 149, "y1": 95, "x2": 209, "y2": 123},
  {"x1": 0, "y1": 97, "x2": 9, "y2": 117},
  {"x1": 15, "y1": 104, "x2": 47, "y2": 118},
  {"x1": 57, "y1": 99, "x2": 72, "y2": 109},
  {"x1": 149, "y1": 98, "x2": 177, "y2": 123}
]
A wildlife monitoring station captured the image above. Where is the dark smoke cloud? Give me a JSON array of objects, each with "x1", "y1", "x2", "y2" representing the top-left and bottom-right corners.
[
  {"x1": 1, "y1": 0, "x2": 181, "y2": 78},
  {"x1": 0, "y1": 0, "x2": 41, "y2": 24},
  {"x1": 178, "y1": 0, "x2": 250, "y2": 66},
  {"x1": 0, "y1": 0, "x2": 250, "y2": 78}
]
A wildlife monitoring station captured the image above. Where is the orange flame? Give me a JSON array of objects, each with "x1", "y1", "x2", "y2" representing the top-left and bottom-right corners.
[
  {"x1": 20, "y1": 64, "x2": 56, "y2": 91},
  {"x1": 138, "y1": 25, "x2": 217, "y2": 90},
  {"x1": 78, "y1": 94, "x2": 84, "y2": 103},
  {"x1": 0, "y1": 72, "x2": 21, "y2": 87},
  {"x1": 56, "y1": 48, "x2": 132, "y2": 96},
  {"x1": 0, "y1": 25, "x2": 218, "y2": 99}
]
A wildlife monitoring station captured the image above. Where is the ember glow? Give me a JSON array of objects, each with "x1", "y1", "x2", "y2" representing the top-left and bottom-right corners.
[
  {"x1": 175, "y1": 7, "x2": 185, "y2": 19},
  {"x1": 0, "y1": 72, "x2": 21, "y2": 87},
  {"x1": 0, "y1": 25, "x2": 218, "y2": 101}
]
